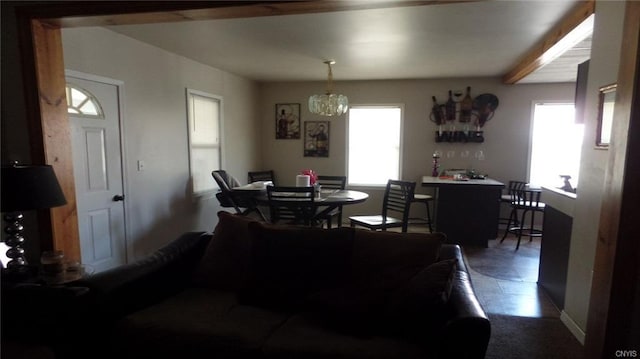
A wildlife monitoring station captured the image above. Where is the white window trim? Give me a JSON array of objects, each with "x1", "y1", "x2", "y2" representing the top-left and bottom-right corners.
[
  {"x1": 346, "y1": 104, "x2": 405, "y2": 188},
  {"x1": 186, "y1": 88, "x2": 224, "y2": 198}
]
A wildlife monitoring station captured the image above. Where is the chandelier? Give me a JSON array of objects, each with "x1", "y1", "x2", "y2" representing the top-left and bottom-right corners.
[{"x1": 308, "y1": 60, "x2": 348, "y2": 117}]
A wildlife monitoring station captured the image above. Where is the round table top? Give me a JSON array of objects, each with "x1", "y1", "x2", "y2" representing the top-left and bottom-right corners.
[
  {"x1": 249, "y1": 188, "x2": 369, "y2": 205},
  {"x1": 316, "y1": 189, "x2": 369, "y2": 204}
]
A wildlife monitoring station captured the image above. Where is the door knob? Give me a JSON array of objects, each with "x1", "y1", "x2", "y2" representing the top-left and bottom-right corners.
[{"x1": 113, "y1": 194, "x2": 125, "y2": 202}]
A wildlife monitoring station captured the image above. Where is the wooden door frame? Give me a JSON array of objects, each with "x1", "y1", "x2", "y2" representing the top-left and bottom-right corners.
[{"x1": 584, "y1": 1, "x2": 640, "y2": 356}]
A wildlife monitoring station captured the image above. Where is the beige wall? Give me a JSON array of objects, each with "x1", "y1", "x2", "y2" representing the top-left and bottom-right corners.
[
  {"x1": 562, "y1": 0, "x2": 627, "y2": 340},
  {"x1": 259, "y1": 79, "x2": 574, "y2": 217},
  {"x1": 62, "y1": 27, "x2": 262, "y2": 259}
]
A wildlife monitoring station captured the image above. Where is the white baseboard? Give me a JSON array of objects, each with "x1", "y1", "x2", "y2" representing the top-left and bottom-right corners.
[{"x1": 561, "y1": 310, "x2": 586, "y2": 345}]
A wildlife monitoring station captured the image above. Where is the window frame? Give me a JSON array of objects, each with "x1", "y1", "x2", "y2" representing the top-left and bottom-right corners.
[
  {"x1": 186, "y1": 88, "x2": 224, "y2": 197},
  {"x1": 346, "y1": 104, "x2": 404, "y2": 188},
  {"x1": 527, "y1": 101, "x2": 583, "y2": 189},
  {"x1": 65, "y1": 83, "x2": 104, "y2": 119}
]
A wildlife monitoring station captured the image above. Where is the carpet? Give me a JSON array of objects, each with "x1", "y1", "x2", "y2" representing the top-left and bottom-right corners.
[
  {"x1": 463, "y1": 238, "x2": 541, "y2": 282},
  {"x1": 486, "y1": 314, "x2": 584, "y2": 359}
]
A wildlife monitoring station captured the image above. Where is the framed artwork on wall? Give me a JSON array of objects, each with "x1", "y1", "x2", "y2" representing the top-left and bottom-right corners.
[
  {"x1": 596, "y1": 83, "x2": 616, "y2": 149},
  {"x1": 304, "y1": 121, "x2": 330, "y2": 157},
  {"x1": 275, "y1": 103, "x2": 300, "y2": 139}
]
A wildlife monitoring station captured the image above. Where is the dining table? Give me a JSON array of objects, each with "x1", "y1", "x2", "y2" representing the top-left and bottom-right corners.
[{"x1": 232, "y1": 184, "x2": 369, "y2": 225}]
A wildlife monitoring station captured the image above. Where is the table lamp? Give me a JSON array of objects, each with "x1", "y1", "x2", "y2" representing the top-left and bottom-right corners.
[{"x1": 1, "y1": 163, "x2": 67, "y2": 270}]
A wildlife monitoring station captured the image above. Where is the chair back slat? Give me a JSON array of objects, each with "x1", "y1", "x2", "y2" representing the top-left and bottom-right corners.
[
  {"x1": 508, "y1": 180, "x2": 527, "y2": 195},
  {"x1": 248, "y1": 170, "x2": 275, "y2": 184},
  {"x1": 382, "y1": 180, "x2": 416, "y2": 230},
  {"x1": 508, "y1": 181, "x2": 527, "y2": 204},
  {"x1": 316, "y1": 175, "x2": 347, "y2": 190},
  {"x1": 517, "y1": 188, "x2": 543, "y2": 209},
  {"x1": 267, "y1": 186, "x2": 316, "y2": 226}
]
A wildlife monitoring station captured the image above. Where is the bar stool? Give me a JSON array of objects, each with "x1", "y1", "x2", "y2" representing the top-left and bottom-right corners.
[
  {"x1": 500, "y1": 187, "x2": 545, "y2": 250},
  {"x1": 499, "y1": 180, "x2": 526, "y2": 227},
  {"x1": 409, "y1": 193, "x2": 434, "y2": 232}
]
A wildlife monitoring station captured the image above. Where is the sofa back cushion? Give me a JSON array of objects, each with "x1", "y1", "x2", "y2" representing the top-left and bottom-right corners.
[
  {"x1": 238, "y1": 221, "x2": 354, "y2": 310},
  {"x1": 350, "y1": 229, "x2": 446, "y2": 290},
  {"x1": 191, "y1": 211, "x2": 256, "y2": 290},
  {"x1": 303, "y1": 231, "x2": 448, "y2": 336}
]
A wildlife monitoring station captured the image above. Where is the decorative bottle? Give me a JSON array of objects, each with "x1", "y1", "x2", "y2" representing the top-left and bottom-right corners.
[
  {"x1": 445, "y1": 90, "x2": 456, "y2": 124},
  {"x1": 460, "y1": 86, "x2": 473, "y2": 123},
  {"x1": 432, "y1": 152, "x2": 440, "y2": 177},
  {"x1": 431, "y1": 96, "x2": 444, "y2": 135}
]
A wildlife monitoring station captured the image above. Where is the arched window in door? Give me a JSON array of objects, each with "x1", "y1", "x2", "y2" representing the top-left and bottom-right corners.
[{"x1": 66, "y1": 84, "x2": 104, "y2": 118}]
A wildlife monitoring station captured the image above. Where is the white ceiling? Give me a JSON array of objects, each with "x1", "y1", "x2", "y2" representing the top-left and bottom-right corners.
[{"x1": 107, "y1": 1, "x2": 591, "y2": 83}]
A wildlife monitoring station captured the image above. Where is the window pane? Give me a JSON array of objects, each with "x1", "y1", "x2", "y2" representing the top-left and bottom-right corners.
[
  {"x1": 190, "y1": 94, "x2": 219, "y2": 145},
  {"x1": 79, "y1": 101, "x2": 99, "y2": 116},
  {"x1": 191, "y1": 147, "x2": 220, "y2": 193},
  {"x1": 348, "y1": 107, "x2": 401, "y2": 185},
  {"x1": 70, "y1": 88, "x2": 87, "y2": 106},
  {"x1": 66, "y1": 84, "x2": 104, "y2": 118},
  {"x1": 187, "y1": 89, "x2": 222, "y2": 195},
  {"x1": 529, "y1": 103, "x2": 583, "y2": 189}
]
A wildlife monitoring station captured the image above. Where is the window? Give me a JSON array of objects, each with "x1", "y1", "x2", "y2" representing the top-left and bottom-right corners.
[
  {"x1": 186, "y1": 89, "x2": 222, "y2": 195},
  {"x1": 347, "y1": 106, "x2": 402, "y2": 186},
  {"x1": 529, "y1": 103, "x2": 583, "y2": 189},
  {"x1": 66, "y1": 84, "x2": 103, "y2": 118}
]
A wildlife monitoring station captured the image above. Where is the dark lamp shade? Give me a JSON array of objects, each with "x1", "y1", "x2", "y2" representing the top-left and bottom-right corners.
[{"x1": 1, "y1": 165, "x2": 67, "y2": 212}]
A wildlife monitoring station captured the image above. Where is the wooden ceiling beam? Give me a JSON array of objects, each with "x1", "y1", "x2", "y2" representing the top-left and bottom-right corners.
[
  {"x1": 37, "y1": 1, "x2": 476, "y2": 28},
  {"x1": 502, "y1": 0, "x2": 595, "y2": 85}
]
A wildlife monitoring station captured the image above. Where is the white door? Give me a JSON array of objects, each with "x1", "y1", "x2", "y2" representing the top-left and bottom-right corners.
[{"x1": 66, "y1": 73, "x2": 127, "y2": 273}]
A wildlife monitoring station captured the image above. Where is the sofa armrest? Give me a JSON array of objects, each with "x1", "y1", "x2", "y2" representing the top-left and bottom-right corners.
[
  {"x1": 74, "y1": 231, "x2": 211, "y2": 318},
  {"x1": 437, "y1": 244, "x2": 491, "y2": 359},
  {"x1": 438, "y1": 243, "x2": 470, "y2": 273}
]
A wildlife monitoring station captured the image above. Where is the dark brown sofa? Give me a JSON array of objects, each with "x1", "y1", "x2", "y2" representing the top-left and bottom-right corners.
[{"x1": 71, "y1": 211, "x2": 490, "y2": 359}]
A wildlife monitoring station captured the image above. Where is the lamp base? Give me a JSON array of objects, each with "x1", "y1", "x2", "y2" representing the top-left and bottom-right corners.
[{"x1": 3, "y1": 212, "x2": 28, "y2": 268}]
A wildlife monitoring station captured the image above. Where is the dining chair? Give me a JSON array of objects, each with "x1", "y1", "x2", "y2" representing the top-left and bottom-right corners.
[
  {"x1": 266, "y1": 186, "x2": 318, "y2": 227},
  {"x1": 499, "y1": 180, "x2": 527, "y2": 227},
  {"x1": 212, "y1": 170, "x2": 264, "y2": 218},
  {"x1": 500, "y1": 187, "x2": 545, "y2": 250},
  {"x1": 349, "y1": 179, "x2": 416, "y2": 233},
  {"x1": 248, "y1": 170, "x2": 275, "y2": 185},
  {"x1": 409, "y1": 192, "x2": 434, "y2": 232},
  {"x1": 316, "y1": 175, "x2": 347, "y2": 228}
]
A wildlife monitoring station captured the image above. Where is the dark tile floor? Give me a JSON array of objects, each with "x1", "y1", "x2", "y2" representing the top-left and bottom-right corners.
[{"x1": 464, "y1": 234, "x2": 561, "y2": 318}]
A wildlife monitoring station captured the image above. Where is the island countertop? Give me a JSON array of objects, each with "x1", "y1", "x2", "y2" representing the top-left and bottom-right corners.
[{"x1": 421, "y1": 176, "x2": 504, "y2": 187}]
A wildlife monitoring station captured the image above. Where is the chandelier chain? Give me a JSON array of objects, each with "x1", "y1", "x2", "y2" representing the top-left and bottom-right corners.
[{"x1": 326, "y1": 61, "x2": 334, "y2": 95}]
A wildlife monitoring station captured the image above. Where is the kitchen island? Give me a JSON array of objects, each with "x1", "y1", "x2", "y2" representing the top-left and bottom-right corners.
[{"x1": 421, "y1": 176, "x2": 504, "y2": 247}]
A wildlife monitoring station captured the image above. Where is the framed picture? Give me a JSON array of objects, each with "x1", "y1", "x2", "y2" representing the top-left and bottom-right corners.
[
  {"x1": 304, "y1": 121, "x2": 329, "y2": 157},
  {"x1": 596, "y1": 83, "x2": 616, "y2": 149},
  {"x1": 275, "y1": 103, "x2": 300, "y2": 139}
]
